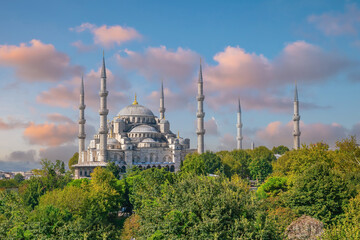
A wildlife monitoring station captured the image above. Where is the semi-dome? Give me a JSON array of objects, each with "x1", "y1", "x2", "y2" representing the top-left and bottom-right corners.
[
  {"x1": 118, "y1": 104, "x2": 154, "y2": 117},
  {"x1": 142, "y1": 138, "x2": 156, "y2": 143},
  {"x1": 107, "y1": 138, "x2": 118, "y2": 145},
  {"x1": 130, "y1": 124, "x2": 158, "y2": 133}
]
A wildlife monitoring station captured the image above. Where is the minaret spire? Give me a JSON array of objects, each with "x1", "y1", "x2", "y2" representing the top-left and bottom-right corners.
[
  {"x1": 159, "y1": 80, "x2": 165, "y2": 119},
  {"x1": 78, "y1": 74, "x2": 86, "y2": 162},
  {"x1": 293, "y1": 82, "x2": 301, "y2": 150},
  {"x1": 236, "y1": 98, "x2": 243, "y2": 150},
  {"x1": 196, "y1": 58, "x2": 205, "y2": 154},
  {"x1": 98, "y1": 52, "x2": 108, "y2": 162}
]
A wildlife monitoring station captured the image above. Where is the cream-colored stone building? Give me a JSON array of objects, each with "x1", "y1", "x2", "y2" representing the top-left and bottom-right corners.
[{"x1": 73, "y1": 55, "x2": 200, "y2": 178}]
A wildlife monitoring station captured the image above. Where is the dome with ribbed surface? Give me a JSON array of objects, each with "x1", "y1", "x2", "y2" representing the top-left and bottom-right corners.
[
  {"x1": 130, "y1": 125, "x2": 158, "y2": 133},
  {"x1": 118, "y1": 104, "x2": 154, "y2": 117}
]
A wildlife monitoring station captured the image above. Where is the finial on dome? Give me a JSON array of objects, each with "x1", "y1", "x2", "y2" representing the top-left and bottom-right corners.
[
  {"x1": 177, "y1": 131, "x2": 180, "y2": 139},
  {"x1": 133, "y1": 93, "x2": 138, "y2": 105}
]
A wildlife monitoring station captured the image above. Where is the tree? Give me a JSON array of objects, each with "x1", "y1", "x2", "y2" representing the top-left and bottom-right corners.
[
  {"x1": 284, "y1": 162, "x2": 356, "y2": 225},
  {"x1": 322, "y1": 193, "x2": 360, "y2": 239},
  {"x1": 218, "y1": 150, "x2": 251, "y2": 179},
  {"x1": 131, "y1": 173, "x2": 280, "y2": 239},
  {"x1": 0, "y1": 191, "x2": 30, "y2": 239},
  {"x1": 14, "y1": 173, "x2": 25, "y2": 183},
  {"x1": 272, "y1": 143, "x2": 333, "y2": 179},
  {"x1": 181, "y1": 152, "x2": 223, "y2": 175},
  {"x1": 333, "y1": 136, "x2": 360, "y2": 173},
  {"x1": 257, "y1": 176, "x2": 288, "y2": 199},
  {"x1": 249, "y1": 157, "x2": 273, "y2": 182},
  {"x1": 68, "y1": 152, "x2": 79, "y2": 171},
  {"x1": 120, "y1": 214, "x2": 141, "y2": 240},
  {"x1": 272, "y1": 145, "x2": 290, "y2": 155},
  {"x1": 20, "y1": 159, "x2": 71, "y2": 209},
  {"x1": 106, "y1": 162, "x2": 121, "y2": 179}
]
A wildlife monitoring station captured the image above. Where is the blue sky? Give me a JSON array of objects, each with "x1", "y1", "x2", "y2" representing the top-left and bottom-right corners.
[{"x1": 0, "y1": 0, "x2": 360, "y2": 171}]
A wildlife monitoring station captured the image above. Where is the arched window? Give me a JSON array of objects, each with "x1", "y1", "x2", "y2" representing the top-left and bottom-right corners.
[
  {"x1": 80, "y1": 170, "x2": 82, "y2": 176},
  {"x1": 165, "y1": 165, "x2": 169, "y2": 171},
  {"x1": 170, "y1": 165, "x2": 175, "y2": 172},
  {"x1": 84, "y1": 171, "x2": 87, "y2": 176}
]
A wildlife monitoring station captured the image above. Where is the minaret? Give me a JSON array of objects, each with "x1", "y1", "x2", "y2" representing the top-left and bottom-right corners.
[
  {"x1": 159, "y1": 80, "x2": 165, "y2": 119},
  {"x1": 236, "y1": 98, "x2": 243, "y2": 150},
  {"x1": 78, "y1": 74, "x2": 86, "y2": 161},
  {"x1": 293, "y1": 83, "x2": 301, "y2": 150},
  {"x1": 98, "y1": 52, "x2": 108, "y2": 162},
  {"x1": 196, "y1": 59, "x2": 205, "y2": 154}
]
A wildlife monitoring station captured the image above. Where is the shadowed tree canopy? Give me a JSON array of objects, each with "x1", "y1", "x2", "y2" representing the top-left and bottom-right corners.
[
  {"x1": 272, "y1": 145, "x2": 290, "y2": 155},
  {"x1": 68, "y1": 152, "x2": 79, "y2": 171}
]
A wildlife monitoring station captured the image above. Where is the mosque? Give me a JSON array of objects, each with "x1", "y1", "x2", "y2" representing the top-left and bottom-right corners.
[{"x1": 73, "y1": 55, "x2": 301, "y2": 179}]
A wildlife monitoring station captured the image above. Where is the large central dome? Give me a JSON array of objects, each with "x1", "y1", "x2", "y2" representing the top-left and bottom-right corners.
[{"x1": 118, "y1": 104, "x2": 154, "y2": 117}]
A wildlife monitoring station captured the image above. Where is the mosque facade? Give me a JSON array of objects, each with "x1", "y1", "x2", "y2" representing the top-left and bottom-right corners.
[
  {"x1": 72, "y1": 56, "x2": 203, "y2": 179},
  {"x1": 73, "y1": 55, "x2": 301, "y2": 179}
]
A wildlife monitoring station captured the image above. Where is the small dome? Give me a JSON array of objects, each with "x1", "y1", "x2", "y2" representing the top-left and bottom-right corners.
[
  {"x1": 118, "y1": 104, "x2": 154, "y2": 117},
  {"x1": 107, "y1": 138, "x2": 118, "y2": 145},
  {"x1": 130, "y1": 125, "x2": 159, "y2": 133},
  {"x1": 142, "y1": 138, "x2": 156, "y2": 143}
]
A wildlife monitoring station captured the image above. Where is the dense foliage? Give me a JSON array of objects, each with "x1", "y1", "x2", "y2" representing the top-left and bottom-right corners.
[{"x1": 0, "y1": 137, "x2": 360, "y2": 239}]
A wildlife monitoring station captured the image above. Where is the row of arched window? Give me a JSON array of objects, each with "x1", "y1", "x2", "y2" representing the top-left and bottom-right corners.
[
  {"x1": 128, "y1": 132, "x2": 157, "y2": 138},
  {"x1": 124, "y1": 117, "x2": 156, "y2": 124},
  {"x1": 79, "y1": 169, "x2": 93, "y2": 177},
  {"x1": 132, "y1": 154, "x2": 171, "y2": 163}
]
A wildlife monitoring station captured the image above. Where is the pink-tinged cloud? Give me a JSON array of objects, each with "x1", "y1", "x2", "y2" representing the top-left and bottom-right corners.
[
  {"x1": 0, "y1": 149, "x2": 37, "y2": 164},
  {"x1": 205, "y1": 46, "x2": 271, "y2": 90},
  {"x1": 205, "y1": 42, "x2": 351, "y2": 92},
  {"x1": 0, "y1": 40, "x2": 82, "y2": 82},
  {"x1": 206, "y1": 88, "x2": 327, "y2": 112},
  {"x1": 71, "y1": 23, "x2": 141, "y2": 48},
  {"x1": 272, "y1": 41, "x2": 350, "y2": 83},
  {"x1": 218, "y1": 133, "x2": 237, "y2": 151},
  {"x1": 205, "y1": 117, "x2": 219, "y2": 136},
  {"x1": 39, "y1": 144, "x2": 77, "y2": 162},
  {"x1": 117, "y1": 46, "x2": 199, "y2": 86},
  {"x1": 146, "y1": 86, "x2": 192, "y2": 113},
  {"x1": 71, "y1": 40, "x2": 97, "y2": 53},
  {"x1": 255, "y1": 121, "x2": 352, "y2": 148},
  {"x1": 116, "y1": 41, "x2": 348, "y2": 113},
  {"x1": 46, "y1": 113, "x2": 73, "y2": 123},
  {"x1": 0, "y1": 117, "x2": 28, "y2": 130},
  {"x1": 308, "y1": 3, "x2": 360, "y2": 36},
  {"x1": 23, "y1": 122, "x2": 77, "y2": 147},
  {"x1": 37, "y1": 67, "x2": 130, "y2": 112}
]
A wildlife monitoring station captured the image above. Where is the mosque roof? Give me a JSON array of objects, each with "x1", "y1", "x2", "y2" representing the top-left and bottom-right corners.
[
  {"x1": 130, "y1": 124, "x2": 159, "y2": 133},
  {"x1": 107, "y1": 138, "x2": 118, "y2": 145},
  {"x1": 142, "y1": 138, "x2": 156, "y2": 143},
  {"x1": 118, "y1": 104, "x2": 154, "y2": 117}
]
